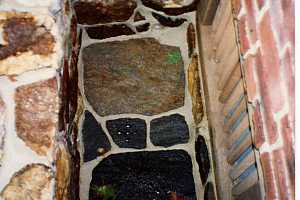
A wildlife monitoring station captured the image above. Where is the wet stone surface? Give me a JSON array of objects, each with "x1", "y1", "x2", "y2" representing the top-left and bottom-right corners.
[
  {"x1": 73, "y1": 0, "x2": 137, "y2": 25},
  {"x1": 195, "y1": 135, "x2": 211, "y2": 185},
  {"x1": 152, "y1": 12, "x2": 186, "y2": 27},
  {"x1": 141, "y1": 0, "x2": 200, "y2": 15},
  {"x1": 150, "y1": 114, "x2": 189, "y2": 147},
  {"x1": 86, "y1": 24, "x2": 135, "y2": 40},
  {"x1": 89, "y1": 150, "x2": 196, "y2": 200},
  {"x1": 106, "y1": 118, "x2": 146, "y2": 149},
  {"x1": 83, "y1": 38, "x2": 185, "y2": 116},
  {"x1": 82, "y1": 111, "x2": 111, "y2": 162}
]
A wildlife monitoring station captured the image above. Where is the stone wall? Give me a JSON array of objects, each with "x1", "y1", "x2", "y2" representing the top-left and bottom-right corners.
[
  {"x1": 232, "y1": 0, "x2": 295, "y2": 199},
  {"x1": 0, "y1": 0, "x2": 78, "y2": 199}
]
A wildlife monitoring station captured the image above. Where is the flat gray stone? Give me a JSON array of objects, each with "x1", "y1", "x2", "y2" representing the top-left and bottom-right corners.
[{"x1": 83, "y1": 38, "x2": 185, "y2": 116}]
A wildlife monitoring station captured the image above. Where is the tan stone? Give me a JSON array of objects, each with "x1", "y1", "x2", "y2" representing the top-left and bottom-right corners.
[
  {"x1": 188, "y1": 54, "x2": 204, "y2": 124},
  {"x1": 0, "y1": 97, "x2": 6, "y2": 165},
  {"x1": 0, "y1": 12, "x2": 59, "y2": 75},
  {"x1": 0, "y1": 164, "x2": 53, "y2": 200},
  {"x1": 55, "y1": 144, "x2": 71, "y2": 200},
  {"x1": 15, "y1": 78, "x2": 58, "y2": 155}
]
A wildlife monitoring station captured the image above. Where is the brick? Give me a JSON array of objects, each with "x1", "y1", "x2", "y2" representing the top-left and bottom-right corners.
[
  {"x1": 256, "y1": 0, "x2": 265, "y2": 10},
  {"x1": 238, "y1": 15, "x2": 251, "y2": 54},
  {"x1": 243, "y1": 55, "x2": 257, "y2": 102},
  {"x1": 272, "y1": 149, "x2": 294, "y2": 200},
  {"x1": 282, "y1": 1, "x2": 295, "y2": 47},
  {"x1": 260, "y1": 152, "x2": 279, "y2": 199},
  {"x1": 232, "y1": 0, "x2": 242, "y2": 15},
  {"x1": 281, "y1": 115, "x2": 295, "y2": 190},
  {"x1": 252, "y1": 101, "x2": 265, "y2": 148},
  {"x1": 244, "y1": 0, "x2": 258, "y2": 43},
  {"x1": 254, "y1": 51, "x2": 279, "y2": 144}
]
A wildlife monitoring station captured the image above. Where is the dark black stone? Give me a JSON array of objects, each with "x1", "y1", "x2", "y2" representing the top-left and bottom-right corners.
[
  {"x1": 204, "y1": 182, "x2": 216, "y2": 200},
  {"x1": 82, "y1": 111, "x2": 111, "y2": 162},
  {"x1": 195, "y1": 135, "x2": 211, "y2": 184},
  {"x1": 150, "y1": 114, "x2": 189, "y2": 147},
  {"x1": 136, "y1": 23, "x2": 150, "y2": 32},
  {"x1": 86, "y1": 24, "x2": 135, "y2": 40},
  {"x1": 106, "y1": 118, "x2": 146, "y2": 149},
  {"x1": 152, "y1": 12, "x2": 186, "y2": 27},
  {"x1": 89, "y1": 150, "x2": 196, "y2": 200}
]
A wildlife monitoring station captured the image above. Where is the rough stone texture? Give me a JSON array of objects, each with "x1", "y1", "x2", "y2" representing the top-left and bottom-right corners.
[
  {"x1": 82, "y1": 111, "x2": 111, "y2": 162},
  {"x1": 134, "y1": 11, "x2": 146, "y2": 22},
  {"x1": 55, "y1": 144, "x2": 71, "y2": 200},
  {"x1": 136, "y1": 23, "x2": 151, "y2": 32},
  {"x1": 187, "y1": 23, "x2": 196, "y2": 57},
  {"x1": 83, "y1": 38, "x2": 185, "y2": 116},
  {"x1": 89, "y1": 150, "x2": 196, "y2": 200},
  {"x1": 106, "y1": 118, "x2": 146, "y2": 149},
  {"x1": 195, "y1": 135, "x2": 210, "y2": 184},
  {"x1": 73, "y1": 0, "x2": 137, "y2": 25},
  {"x1": 204, "y1": 182, "x2": 216, "y2": 200},
  {"x1": 141, "y1": 0, "x2": 200, "y2": 15},
  {"x1": 15, "y1": 78, "x2": 58, "y2": 156},
  {"x1": 0, "y1": 164, "x2": 53, "y2": 200},
  {"x1": 0, "y1": 97, "x2": 5, "y2": 166},
  {"x1": 86, "y1": 25, "x2": 135, "y2": 40},
  {"x1": 0, "y1": 12, "x2": 56, "y2": 75},
  {"x1": 188, "y1": 54, "x2": 204, "y2": 124},
  {"x1": 152, "y1": 12, "x2": 186, "y2": 27},
  {"x1": 150, "y1": 114, "x2": 189, "y2": 147}
]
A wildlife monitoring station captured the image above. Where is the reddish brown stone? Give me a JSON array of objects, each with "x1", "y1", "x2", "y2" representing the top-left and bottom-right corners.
[
  {"x1": 272, "y1": 149, "x2": 295, "y2": 200},
  {"x1": 86, "y1": 24, "x2": 135, "y2": 40},
  {"x1": 244, "y1": 0, "x2": 258, "y2": 43},
  {"x1": 0, "y1": 12, "x2": 54, "y2": 61},
  {"x1": 256, "y1": 0, "x2": 265, "y2": 9},
  {"x1": 141, "y1": 0, "x2": 200, "y2": 15},
  {"x1": 0, "y1": 97, "x2": 5, "y2": 164},
  {"x1": 134, "y1": 11, "x2": 146, "y2": 22},
  {"x1": 252, "y1": 101, "x2": 265, "y2": 148},
  {"x1": 187, "y1": 23, "x2": 196, "y2": 57},
  {"x1": 73, "y1": 0, "x2": 137, "y2": 25},
  {"x1": 232, "y1": 0, "x2": 242, "y2": 15},
  {"x1": 260, "y1": 152, "x2": 279, "y2": 199},
  {"x1": 0, "y1": 164, "x2": 53, "y2": 200},
  {"x1": 15, "y1": 78, "x2": 58, "y2": 155},
  {"x1": 238, "y1": 15, "x2": 250, "y2": 55},
  {"x1": 152, "y1": 12, "x2": 186, "y2": 27},
  {"x1": 244, "y1": 55, "x2": 257, "y2": 102}
]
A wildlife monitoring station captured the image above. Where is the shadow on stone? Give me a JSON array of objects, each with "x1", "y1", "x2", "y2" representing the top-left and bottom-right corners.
[
  {"x1": 204, "y1": 182, "x2": 216, "y2": 200},
  {"x1": 89, "y1": 150, "x2": 196, "y2": 200}
]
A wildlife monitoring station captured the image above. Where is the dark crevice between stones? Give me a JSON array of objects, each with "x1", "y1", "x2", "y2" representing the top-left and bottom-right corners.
[
  {"x1": 89, "y1": 150, "x2": 196, "y2": 200},
  {"x1": 195, "y1": 135, "x2": 211, "y2": 185},
  {"x1": 204, "y1": 182, "x2": 216, "y2": 200},
  {"x1": 106, "y1": 118, "x2": 146, "y2": 149},
  {"x1": 150, "y1": 114, "x2": 189, "y2": 147},
  {"x1": 136, "y1": 23, "x2": 151, "y2": 32},
  {"x1": 152, "y1": 12, "x2": 186, "y2": 27},
  {"x1": 86, "y1": 25, "x2": 135, "y2": 40},
  {"x1": 73, "y1": 0, "x2": 137, "y2": 25},
  {"x1": 82, "y1": 111, "x2": 111, "y2": 162},
  {"x1": 141, "y1": 0, "x2": 200, "y2": 16}
]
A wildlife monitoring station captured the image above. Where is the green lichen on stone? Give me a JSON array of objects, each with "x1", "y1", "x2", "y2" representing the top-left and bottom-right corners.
[
  {"x1": 167, "y1": 51, "x2": 182, "y2": 64},
  {"x1": 91, "y1": 185, "x2": 116, "y2": 200}
]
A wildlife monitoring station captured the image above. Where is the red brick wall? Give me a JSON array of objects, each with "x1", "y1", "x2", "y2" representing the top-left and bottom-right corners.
[{"x1": 232, "y1": 0, "x2": 295, "y2": 199}]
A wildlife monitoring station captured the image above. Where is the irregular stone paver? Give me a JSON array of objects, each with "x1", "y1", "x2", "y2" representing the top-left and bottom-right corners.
[
  {"x1": 152, "y1": 12, "x2": 186, "y2": 27},
  {"x1": 89, "y1": 150, "x2": 196, "y2": 200},
  {"x1": 15, "y1": 78, "x2": 58, "y2": 156},
  {"x1": 0, "y1": 164, "x2": 53, "y2": 200},
  {"x1": 82, "y1": 111, "x2": 111, "y2": 162},
  {"x1": 134, "y1": 11, "x2": 146, "y2": 22},
  {"x1": 150, "y1": 114, "x2": 189, "y2": 147},
  {"x1": 83, "y1": 38, "x2": 185, "y2": 116},
  {"x1": 187, "y1": 23, "x2": 196, "y2": 57},
  {"x1": 106, "y1": 118, "x2": 146, "y2": 149},
  {"x1": 0, "y1": 97, "x2": 5, "y2": 165},
  {"x1": 195, "y1": 135, "x2": 211, "y2": 184},
  {"x1": 73, "y1": 0, "x2": 137, "y2": 25},
  {"x1": 188, "y1": 54, "x2": 204, "y2": 124},
  {"x1": 135, "y1": 23, "x2": 150, "y2": 32},
  {"x1": 204, "y1": 182, "x2": 216, "y2": 200},
  {"x1": 86, "y1": 24, "x2": 135, "y2": 40}
]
